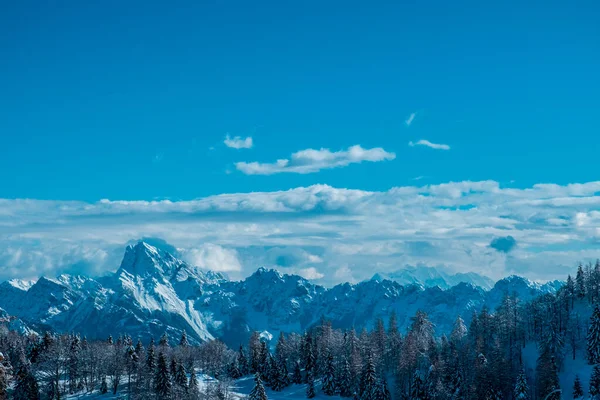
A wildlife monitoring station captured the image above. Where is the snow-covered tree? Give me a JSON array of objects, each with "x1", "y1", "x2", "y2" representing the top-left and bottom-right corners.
[
  {"x1": 154, "y1": 352, "x2": 172, "y2": 398},
  {"x1": 293, "y1": 360, "x2": 302, "y2": 384},
  {"x1": 514, "y1": 368, "x2": 529, "y2": 400},
  {"x1": 591, "y1": 365, "x2": 600, "y2": 399},
  {"x1": 588, "y1": 305, "x2": 600, "y2": 364},
  {"x1": 322, "y1": 352, "x2": 336, "y2": 396},
  {"x1": 573, "y1": 374, "x2": 584, "y2": 399},
  {"x1": 306, "y1": 371, "x2": 316, "y2": 399},
  {"x1": 359, "y1": 356, "x2": 377, "y2": 400},
  {"x1": 250, "y1": 373, "x2": 268, "y2": 400}
]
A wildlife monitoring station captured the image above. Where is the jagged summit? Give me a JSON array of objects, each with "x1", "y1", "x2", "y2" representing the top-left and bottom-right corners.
[
  {"x1": 369, "y1": 265, "x2": 495, "y2": 290},
  {"x1": 118, "y1": 241, "x2": 180, "y2": 278}
]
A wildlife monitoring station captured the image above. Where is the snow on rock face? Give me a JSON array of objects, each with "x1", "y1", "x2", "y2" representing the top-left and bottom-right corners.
[{"x1": 0, "y1": 241, "x2": 564, "y2": 347}]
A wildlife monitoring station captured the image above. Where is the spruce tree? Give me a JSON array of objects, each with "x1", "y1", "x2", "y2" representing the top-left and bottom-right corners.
[
  {"x1": 189, "y1": 367, "x2": 199, "y2": 398},
  {"x1": 322, "y1": 352, "x2": 336, "y2": 396},
  {"x1": 410, "y1": 371, "x2": 424, "y2": 400},
  {"x1": 238, "y1": 345, "x2": 249, "y2": 376},
  {"x1": 179, "y1": 331, "x2": 189, "y2": 347},
  {"x1": 591, "y1": 365, "x2": 600, "y2": 399},
  {"x1": 155, "y1": 352, "x2": 172, "y2": 398},
  {"x1": 293, "y1": 360, "x2": 303, "y2": 384},
  {"x1": 250, "y1": 373, "x2": 268, "y2": 400},
  {"x1": 306, "y1": 370, "x2": 316, "y2": 399},
  {"x1": 588, "y1": 305, "x2": 600, "y2": 364},
  {"x1": 573, "y1": 375, "x2": 584, "y2": 399},
  {"x1": 576, "y1": 264, "x2": 586, "y2": 298},
  {"x1": 100, "y1": 376, "x2": 108, "y2": 394},
  {"x1": 359, "y1": 356, "x2": 377, "y2": 400},
  {"x1": 159, "y1": 333, "x2": 169, "y2": 348},
  {"x1": 514, "y1": 368, "x2": 529, "y2": 400},
  {"x1": 13, "y1": 363, "x2": 40, "y2": 400},
  {"x1": 339, "y1": 357, "x2": 354, "y2": 397},
  {"x1": 379, "y1": 377, "x2": 391, "y2": 400}
]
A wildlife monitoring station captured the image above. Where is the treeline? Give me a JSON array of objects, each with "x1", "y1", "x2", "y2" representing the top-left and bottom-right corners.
[{"x1": 2, "y1": 261, "x2": 600, "y2": 399}]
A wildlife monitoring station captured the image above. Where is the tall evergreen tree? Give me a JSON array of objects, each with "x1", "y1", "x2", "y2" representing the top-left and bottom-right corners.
[
  {"x1": 514, "y1": 368, "x2": 529, "y2": 400},
  {"x1": 179, "y1": 331, "x2": 189, "y2": 347},
  {"x1": 154, "y1": 352, "x2": 172, "y2": 399},
  {"x1": 293, "y1": 360, "x2": 303, "y2": 384},
  {"x1": 13, "y1": 362, "x2": 40, "y2": 400},
  {"x1": 250, "y1": 373, "x2": 268, "y2": 400},
  {"x1": 189, "y1": 367, "x2": 199, "y2": 399},
  {"x1": 573, "y1": 375, "x2": 584, "y2": 399},
  {"x1": 410, "y1": 372, "x2": 424, "y2": 400},
  {"x1": 576, "y1": 264, "x2": 586, "y2": 298},
  {"x1": 238, "y1": 345, "x2": 249, "y2": 376},
  {"x1": 591, "y1": 365, "x2": 600, "y2": 399},
  {"x1": 306, "y1": 371, "x2": 316, "y2": 399},
  {"x1": 588, "y1": 305, "x2": 600, "y2": 364},
  {"x1": 322, "y1": 352, "x2": 336, "y2": 396},
  {"x1": 359, "y1": 355, "x2": 377, "y2": 400}
]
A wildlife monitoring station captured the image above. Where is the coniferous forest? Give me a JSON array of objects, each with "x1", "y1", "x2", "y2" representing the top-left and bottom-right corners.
[{"x1": 2, "y1": 263, "x2": 600, "y2": 399}]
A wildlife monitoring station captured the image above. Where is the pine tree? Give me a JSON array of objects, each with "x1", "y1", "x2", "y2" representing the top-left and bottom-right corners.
[
  {"x1": 159, "y1": 333, "x2": 169, "y2": 348},
  {"x1": 238, "y1": 345, "x2": 249, "y2": 376},
  {"x1": 359, "y1": 355, "x2": 377, "y2": 400},
  {"x1": 588, "y1": 305, "x2": 600, "y2": 364},
  {"x1": 591, "y1": 365, "x2": 600, "y2": 399},
  {"x1": 228, "y1": 360, "x2": 242, "y2": 379},
  {"x1": 576, "y1": 264, "x2": 586, "y2": 298},
  {"x1": 100, "y1": 376, "x2": 108, "y2": 394},
  {"x1": 379, "y1": 377, "x2": 391, "y2": 400},
  {"x1": 322, "y1": 352, "x2": 336, "y2": 396},
  {"x1": 410, "y1": 371, "x2": 424, "y2": 400},
  {"x1": 189, "y1": 367, "x2": 199, "y2": 398},
  {"x1": 179, "y1": 331, "x2": 189, "y2": 347},
  {"x1": 338, "y1": 357, "x2": 354, "y2": 397},
  {"x1": 250, "y1": 373, "x2": 268, "y2": 400},
  {"x1": 13, "y1": 363, "x2": 40, "y2": 400},
  {"x1": 573, "y1": 375, "x2": 584, "y2": 399},
  {"x1": 293, "y1": 360, "x2": 303, "y2": 384},
  {"x1": 306, "y1": 371, "x2": 316, "y2": 399},
  {"x1": 155, "y1": 352, "x2": 172, "y2": 398},
  {"x1": 514, "y1": 368, "x2": 529, "y2": 400}
]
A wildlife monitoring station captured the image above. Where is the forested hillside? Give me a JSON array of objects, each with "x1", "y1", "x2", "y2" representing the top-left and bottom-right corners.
[{"x1": 1, "y1": 262, "x2": 600, "y2": 399}]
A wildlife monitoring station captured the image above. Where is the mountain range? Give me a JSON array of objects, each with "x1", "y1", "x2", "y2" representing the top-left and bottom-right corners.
[{"x1": 0, "y1": 241, "x2": 563, "y2": 347}]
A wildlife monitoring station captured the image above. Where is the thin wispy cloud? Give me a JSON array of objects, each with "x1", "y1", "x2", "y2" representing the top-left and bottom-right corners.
[
  {"x1": 409, "y1": 139, "x2": 450, "y2": 150},
  {"x1": 235, "y1": 145, "x2": 396, "y2": 175},
  {"x1": 224, "y1": 135, "x2": 253, "y2": 149},
  {"x1": 405, "y1": 112, "x2": 417, "y2": 126}
]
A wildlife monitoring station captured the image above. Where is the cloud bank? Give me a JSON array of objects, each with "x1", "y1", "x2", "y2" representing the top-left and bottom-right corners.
[
  {"x1": 1, "y1": 180, "x2": 599, "y2": 284},
  {"x1": 236, "y1": 145, "x2": 396, "y2": 175}
]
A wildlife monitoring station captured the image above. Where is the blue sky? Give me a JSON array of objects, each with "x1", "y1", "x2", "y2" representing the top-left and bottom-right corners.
[
  {"x1": 0, "y1": 0, "x2": 599, "y2": 283},
  {"x1": 1, "y1": 0, "x2": 599, "y2": 200}
]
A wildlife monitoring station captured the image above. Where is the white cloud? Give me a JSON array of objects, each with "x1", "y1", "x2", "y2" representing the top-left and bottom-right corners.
[
  {"x1": 1, "y1": 180, "x2": 600, "y2": 284},
  {"x1": 183, "y1": 244, "x2": 242, "y2": 272},
  {"x1": 409, "y1": 140, "x2": 450, "y2": 150},
  {"x1": 405, "y1": 112, "x2": 416, "y2": 126},
  {"x1": 235, "y1": 145, "x2": 396, "y2": 175},
  {"x1": 296, "y1": 267, "x2": 324, "y2": 280},
  {"x1": 224, "y1": 135, "x2": 253, "y2": 149}
]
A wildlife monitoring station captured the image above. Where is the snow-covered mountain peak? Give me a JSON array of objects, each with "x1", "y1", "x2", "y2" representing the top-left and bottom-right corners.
[
  {"x1": 118, "y1": 241, "x2": 183, "y2": 280},
  {"x1": 369, "y1": 265, "x2": 495, "y2": 290}
]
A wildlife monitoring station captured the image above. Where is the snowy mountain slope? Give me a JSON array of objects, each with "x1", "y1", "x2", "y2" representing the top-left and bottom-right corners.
[
  {"x1": 0, "y1": 241, "x2": 563, "y2": 347},
  {"x1": 371, "y1": 265, "x2": 495, "y2": 290}
]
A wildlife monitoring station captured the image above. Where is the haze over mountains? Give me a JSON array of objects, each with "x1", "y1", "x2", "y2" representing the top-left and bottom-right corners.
[{"x1": 0, "y1": 241, "x2": 562, "y2": 347}]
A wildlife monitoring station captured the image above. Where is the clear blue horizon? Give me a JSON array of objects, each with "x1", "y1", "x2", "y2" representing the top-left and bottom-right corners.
[{"x1": 0, "y1": 0, "x2": 599, "y2": 284}]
